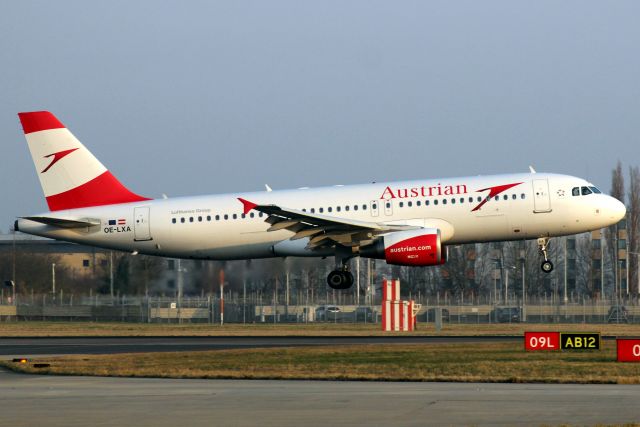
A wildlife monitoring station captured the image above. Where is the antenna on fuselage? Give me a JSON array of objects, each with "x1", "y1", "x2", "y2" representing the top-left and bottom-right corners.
[{"x1": 529, "y1": 166, "x2": 537, "y2": 174}]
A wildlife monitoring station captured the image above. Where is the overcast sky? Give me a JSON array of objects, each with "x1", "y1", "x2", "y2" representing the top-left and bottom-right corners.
[{"x1": 1, "y1": 1, "x2": 639, "y2": 231}]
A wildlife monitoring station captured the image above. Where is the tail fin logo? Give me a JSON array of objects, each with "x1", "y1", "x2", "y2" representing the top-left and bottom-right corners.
[{"x1": 41, "y1": 148, "x2": 79, "y2": 173}]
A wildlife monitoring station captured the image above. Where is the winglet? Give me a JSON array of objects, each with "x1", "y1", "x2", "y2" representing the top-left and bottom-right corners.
[{"x1": 238, "y1": 198, "x2": 258, "y2": 215}]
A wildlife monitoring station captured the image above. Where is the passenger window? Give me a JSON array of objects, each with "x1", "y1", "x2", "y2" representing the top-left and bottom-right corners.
[
  {"x1": 442, "y1": 199, "x2": 447, "y2": 205},
  {"x1": 572, "y1": 187, "x2": 580, "y2": 196},
  {"x1": 425, "y1": 200, "x2": 430, "y2": 206},
  {"x1": 512, "y1": 194, "x2": 516, "y2": 200},
  {"x1": 362, "y1": 204, "x2": 367, "y2": 210},
  {"x1": 434, "y1": 200, "x2": 438, "y2": 205},
  {"x1": 189, "y1": 217, "x2": 194, "y2": 222},
  {"x1": 250, "y1": 213, "x2": 254, "y2": 218},
  {"x1": 371, "y1": 204, "x2": 376, "y2": 210},
  {"x1": 469, "y1": 197, "x2": 473, "y2": 203},
  {"x1": 215, "y1": 215, "x2": 220, "y2": 220},
  {"x1": 399, "y1": 202, "x2": 404, "y2": 208},
  {"x1": 319, "y1": 208, "x2": 324, "y2": 213},
  {"x1": 233, "y1": 214, "x2": 238, "y2": 219},
  {"x1": 172, "y1": 218, "x2": 176, "y2": 224},
  {"x1": 241, "y1": 213, "x2": 245, "y2": 219},
  {"x1": 207, "y1": 215, "x2": 211, "y2": 221},
  {"x1": 345, "y1": 205, "x2": 350, "y2": 211},
  {"x1": 503, "y1": 195, "x2": 508, "y2": 200},
  {"x1": 477, "y1": 196, "x2": 482, "y2": 202},
  {"x1": 311, "y1": 208, "x2": 315, "y2": 213},
  {"x1": 259, "y1": 212, "x2": 263, "y2": 217},
  {"x1": 337, "y1": 206, "x2": 341, "y2": 212},
  {"x1": 581, "y1": 186, "x2": 592, "y2": 195},
  {"x1": 181, "y1": 218, "x2": 185, "y2": 223},
  {"x1": 494, "y1": 196, "x2": 499, "y2": 201},
  {"x1": 451, "y1": 198, "x2": 455, "y2": 204},
  {"x1": 407, "y1": 202, "x2": 412, "y2": 207},
  {"x1": 385, "y1": 203, "x2": 390, "y2": 209},
  {"x1": 417, "y1": 201, "x2": 421, "y2": 207},
  {"x1": 328, "y1": 207, "x2": 332, "y2": 212},
  {"x1": 198, "y1": 216, "x2": 202, "y2": 222},
  {"x1": 520, "y1": 193, "x2": 525, "y2": 199},
  {"x1": 354, "y1": 205, "x2": 358, "y2": 211},
  {"x1": 224, "y1": 214, "x2": 228, "y2": 220},
  {"x1": 460, "y1": 198, "x2": 464, "y2": 203}
]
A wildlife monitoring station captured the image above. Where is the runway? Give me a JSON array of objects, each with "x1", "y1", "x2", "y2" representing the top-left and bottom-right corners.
[
  {"x1": 0, "y1": 368, "x2": 637, "y2": 426},
  {"x1": 0, "y1": 335, "x2": 522, "y2": 358}
]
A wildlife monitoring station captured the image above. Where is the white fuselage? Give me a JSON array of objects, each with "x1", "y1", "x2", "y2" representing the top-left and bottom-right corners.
[{"x1": 17, "y1": 172, "x2": 625, "y2": 260}]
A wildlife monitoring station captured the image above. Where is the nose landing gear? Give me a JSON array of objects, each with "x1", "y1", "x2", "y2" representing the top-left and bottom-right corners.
[{"x1": 538, "y1": 237, "x2": 554, "y2": 273}]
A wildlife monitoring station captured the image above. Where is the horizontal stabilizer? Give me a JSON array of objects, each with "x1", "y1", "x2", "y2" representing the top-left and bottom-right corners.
[{"x1": 21, "y1": 216, "x2": 100, "y2": 229}]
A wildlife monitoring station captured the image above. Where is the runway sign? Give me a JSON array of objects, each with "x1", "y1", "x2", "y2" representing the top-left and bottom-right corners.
[
  {"x1": 616, "y1": 338, "x2": 640, "y2": 362},
  {"x1": 560, "y1": 333, "x2": 600, "y2": 350},
  {"x1": 524, "y1": 332, "x2": 560, "y2": 351}
]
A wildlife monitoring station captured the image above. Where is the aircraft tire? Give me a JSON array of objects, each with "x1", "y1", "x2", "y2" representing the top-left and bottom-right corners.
[{"x1": 327, "y1": 271, "x2": 354, "y2": 289}]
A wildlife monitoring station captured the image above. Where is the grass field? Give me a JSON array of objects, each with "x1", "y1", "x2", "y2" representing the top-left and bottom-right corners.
[
  {"x1": 3, "y1": 341, "x2": 640, "y2": 384},
  {"x1": 1, "y1": 321, "x2": 640, "y2": 337}
]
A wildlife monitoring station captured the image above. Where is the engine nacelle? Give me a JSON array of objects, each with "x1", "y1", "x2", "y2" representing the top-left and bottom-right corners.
[{"x1": 360, "y1": 228, "x2": 445, "y2": 266}]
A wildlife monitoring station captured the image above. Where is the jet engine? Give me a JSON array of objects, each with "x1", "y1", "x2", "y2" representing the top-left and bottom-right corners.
[{"x1": 360, "y1": 228, "x2": 446, "y2": 266}]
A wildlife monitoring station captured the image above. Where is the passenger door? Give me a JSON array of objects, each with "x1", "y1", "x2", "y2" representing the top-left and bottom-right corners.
[{"x1": 532, "y1": 179, "x2": 552, "y2": 213}]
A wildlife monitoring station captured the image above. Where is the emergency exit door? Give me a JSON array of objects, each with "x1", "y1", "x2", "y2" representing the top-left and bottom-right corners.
[{"x1": 134, "y1": 207, "x2": 152, "y2": 241}]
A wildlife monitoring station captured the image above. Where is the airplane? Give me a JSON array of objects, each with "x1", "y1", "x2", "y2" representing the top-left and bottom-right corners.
[{"x1": 14, "y1": 111, "x2": 626, "y2": 289}]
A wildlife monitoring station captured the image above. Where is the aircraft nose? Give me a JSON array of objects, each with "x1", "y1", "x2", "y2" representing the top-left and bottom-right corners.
[{"x1": 607, "y1": 196, "x2": 626, "y2": 223}]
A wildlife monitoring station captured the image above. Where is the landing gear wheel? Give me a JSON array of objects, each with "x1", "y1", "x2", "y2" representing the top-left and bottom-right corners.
[
  {"x1": 541, "y1": 260, "x2": 554, "y2": 273},
  {"x1": 327, "y1": 270, "x2": 354, "y2": 289}
]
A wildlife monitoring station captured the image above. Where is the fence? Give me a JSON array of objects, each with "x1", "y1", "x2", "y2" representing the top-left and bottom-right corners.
[{"x1": 1, "y1": 291, "x2": 639, "y2": 324}]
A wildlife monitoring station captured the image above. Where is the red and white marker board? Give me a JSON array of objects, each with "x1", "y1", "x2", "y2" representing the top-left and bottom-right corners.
[
  {"x1": 382, "y1": 279, "x2": 400, "y2": 302},
  {"x1": 381, "y1": 279, "x2": 416, "y2": 332}
]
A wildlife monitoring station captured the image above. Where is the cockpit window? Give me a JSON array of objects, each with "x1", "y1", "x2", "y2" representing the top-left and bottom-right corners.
[
  {"x1": 589, "y1": 186, "x2": 602, "y2": 194},
  {"x1": 572, "y1": 187, "x2": 580, "y2": 196},
  {"x1": 581, "y1": 186, "x2": 592, "y2": 196}
]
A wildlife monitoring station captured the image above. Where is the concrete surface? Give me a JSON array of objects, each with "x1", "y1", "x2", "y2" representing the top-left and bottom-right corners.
[{"x1": 0, "y1": 368, "x2": 638, "y2": 426}]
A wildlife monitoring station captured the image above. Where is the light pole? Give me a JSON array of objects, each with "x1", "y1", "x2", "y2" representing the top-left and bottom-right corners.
[
  {"x1": 563, "y1": 237, "x2": 568, "y2": 304},
  {"x1": 493, "y1": 261, "x2": 499, "y2": 305},
  {"x1": 356, "y1": 257, "x2": 360, "y2": 306},
  {"x1": 630, "y1": 252, "x2": 640, "y2": 295},
  {"x1": 109, "y1": 251, "x2": 114, "y2": 301},
  {"x1": 51, "y1": 263, "x2": 56, "y2": 297},
  {"x1": 177, "y1": 259, "x2": 184, "y2": 324},
  {"x1": 505, "y1": 265, "x2": 516, "y2": 305},
  {"x1": 521, "y1": 258, "x2": 526, "y2": 322}
]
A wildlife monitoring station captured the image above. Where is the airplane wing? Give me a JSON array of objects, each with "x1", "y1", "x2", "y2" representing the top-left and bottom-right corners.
[
  {"x1": 21, "y1": 216, "x2": 101, "y2": 229},
  {"x1": 238, "y1": 198, "x2": 419, "y2": 249}
]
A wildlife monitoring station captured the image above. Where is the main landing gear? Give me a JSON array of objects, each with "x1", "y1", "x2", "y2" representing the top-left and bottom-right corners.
[
  {"x1": 538, "y1": 237, "x2": 554, "y2": 273},
  {"x1": 327, "y1": 255, "x2": 354, "y2": 290}
]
